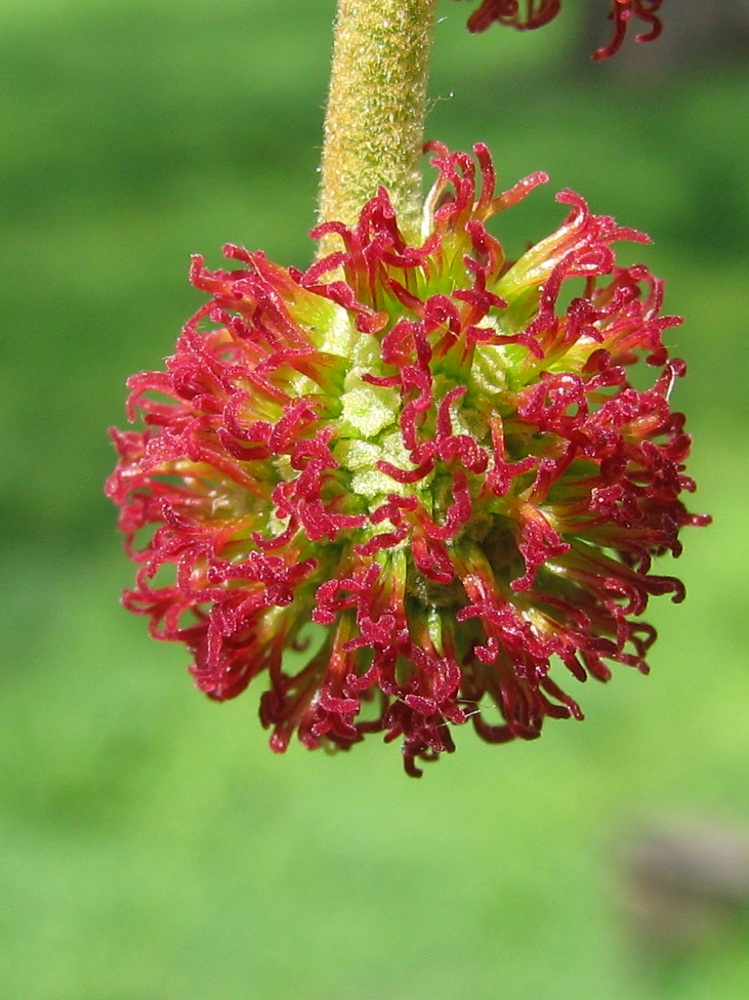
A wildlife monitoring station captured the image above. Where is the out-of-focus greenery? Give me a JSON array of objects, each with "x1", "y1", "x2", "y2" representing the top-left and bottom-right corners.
[{"x1": 1, "y1": 2, "x2": 748, "y2": 998}]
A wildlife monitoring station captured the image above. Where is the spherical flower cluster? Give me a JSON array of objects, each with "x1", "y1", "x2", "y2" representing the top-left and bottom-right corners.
[
  {"x1": 107, "y1": 143, "x2": 708, "y2": 775},
  {"x1": 459, "y1": 0, "x2": 663, "y2": 60}
]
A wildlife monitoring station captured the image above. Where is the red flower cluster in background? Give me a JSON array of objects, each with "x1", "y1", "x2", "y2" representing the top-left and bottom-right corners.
[
  {"x1": 460, "y1": 0, "x2": 664, "y2": 59},
  {"x1": 107, "y1": 144, "x2": 707, "y2": 775}
]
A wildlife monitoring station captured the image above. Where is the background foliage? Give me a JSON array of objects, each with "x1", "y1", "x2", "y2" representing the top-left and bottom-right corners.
[{"x1": 2, "y1": 1, "x2": 748, "y2": 997}]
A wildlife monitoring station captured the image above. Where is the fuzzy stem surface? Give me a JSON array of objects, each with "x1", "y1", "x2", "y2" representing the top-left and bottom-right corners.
[{"x1": 318, "y1": 0, "x2": 438, "y2": 248}]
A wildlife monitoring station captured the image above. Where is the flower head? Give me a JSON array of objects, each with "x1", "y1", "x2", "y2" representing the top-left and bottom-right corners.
[
  {"x1": 107, "y1": 143, "x2": 708, "y2": 776},
  {"x1": 459, "y1": 0, "x2": 664, "y2": 60}
]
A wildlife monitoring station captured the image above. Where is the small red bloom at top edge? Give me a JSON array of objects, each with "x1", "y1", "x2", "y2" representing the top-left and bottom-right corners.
[{"x1": 458, "y1": 0, "x2": 664, "y2": 60}]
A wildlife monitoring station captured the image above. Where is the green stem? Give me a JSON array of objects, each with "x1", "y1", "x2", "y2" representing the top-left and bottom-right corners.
[{"x1": 318, "y1": 0, "x2": 439, "y2": 250}]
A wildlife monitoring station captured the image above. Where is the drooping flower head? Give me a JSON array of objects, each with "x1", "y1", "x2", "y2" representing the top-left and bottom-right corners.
[
  {"x1": 459, "y1": 0, "x2": 664, "y2": 60},
  {"x1": 106, "y1": 143, "x2": 708, "y2": 776}
]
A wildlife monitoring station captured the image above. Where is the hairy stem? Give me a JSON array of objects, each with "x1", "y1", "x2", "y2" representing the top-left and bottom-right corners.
[{"x1": 318, "y1": 0, "x2": 438, "y2": 250}]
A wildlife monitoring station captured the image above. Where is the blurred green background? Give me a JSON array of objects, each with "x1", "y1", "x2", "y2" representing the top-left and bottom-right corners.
[{"x1": 2, "y1": 1, "x2": 748, "y2": 997}]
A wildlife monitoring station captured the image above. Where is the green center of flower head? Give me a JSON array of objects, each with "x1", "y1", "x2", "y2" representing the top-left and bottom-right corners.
[
  {"x1": 106, "y1": 143, "x2": 709, "y2": 776},
  {"x1": 329, "y1": 302, "x2": 526, "y2": 612},
  {"x1": 336, "y1": 342, "x2": 408, "y2": 497}
]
